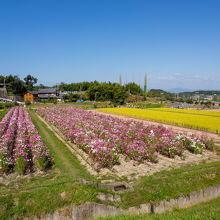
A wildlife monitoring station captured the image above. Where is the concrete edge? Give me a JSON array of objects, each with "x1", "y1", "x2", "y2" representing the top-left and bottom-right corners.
[{"x1": 24, "y1": 185, "x2": 220, "y2": 220}]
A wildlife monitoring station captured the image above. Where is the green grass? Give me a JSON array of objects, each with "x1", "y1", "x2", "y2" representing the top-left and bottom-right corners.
[
  {"x1": 0, "y1": 109, "x2": 8, "y2": 121},
  {"x1": 129, "y1": 103, "x2": 164, "y2": 108},
  {"x1": 29, "y1": 101, "x2": 113, "y2": 110},
  {"x1": 0, "y1": 110, "x2": 106, "y2": 220},
  {"x1": 119, "y1": 161, "x2": 220, "y2": 209},
  {"x1": 94, "y1": 197, "x2": 220, "y2": 220}
]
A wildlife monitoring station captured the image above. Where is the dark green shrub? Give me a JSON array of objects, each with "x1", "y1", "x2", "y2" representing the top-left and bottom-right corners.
[{"x1": 25, "y1": 101, "x2": 31, "y2": 105}]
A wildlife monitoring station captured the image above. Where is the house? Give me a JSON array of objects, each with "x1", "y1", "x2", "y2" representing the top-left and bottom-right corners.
[
  {"x1": 38, "y1": 88, "x2": 59, "y2": 100},
  {"x1": 24, "y1": 91, "x2": 38, "y2": 103}
]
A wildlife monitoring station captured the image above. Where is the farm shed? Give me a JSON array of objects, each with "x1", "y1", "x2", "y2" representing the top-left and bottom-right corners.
[{"x1": 24, "y1": 91, "x2": 38, "y2": 103}]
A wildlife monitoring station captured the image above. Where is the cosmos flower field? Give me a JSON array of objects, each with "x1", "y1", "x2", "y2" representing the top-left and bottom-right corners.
[
  {"x1": 0, "y1": 107, "x2": 51, "y2": 174},
  {"x1": 36, "y1": 107, "x2": 214, "y2": 169}
]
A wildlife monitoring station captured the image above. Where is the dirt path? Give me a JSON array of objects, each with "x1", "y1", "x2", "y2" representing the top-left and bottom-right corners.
[{"x1": 93, "y1": 110, "x2": 220, "y2": 147}]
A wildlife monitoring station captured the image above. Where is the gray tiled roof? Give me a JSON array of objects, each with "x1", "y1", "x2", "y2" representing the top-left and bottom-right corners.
[
  {"x1": 31, "y1": 91, "x2": 38, "y2": 95},
  {"x1": 38, "y1": 88, "x2": 57, "y2": 94},
  {"x1": 27, "y1": 91, "x2": 38, "y2": 94}
]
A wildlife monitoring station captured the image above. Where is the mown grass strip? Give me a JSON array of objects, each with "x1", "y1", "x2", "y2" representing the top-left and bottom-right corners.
[
  {"x1": 130, "y1": 103, "x2": 164, "y2": 108},
  {"x1": 29, "y1": 110, "x2": 94, "y2": 180},
  {"x1": 94, "y1": 197, "x2": 220, "y2": 220},
  {"x1": 0, "y1": 109, "x2": 8, "y2": 121}
]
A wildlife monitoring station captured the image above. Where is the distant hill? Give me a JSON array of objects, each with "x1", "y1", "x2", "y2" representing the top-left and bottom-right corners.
[
  {"x1": 168, "y1": 88, "x2": 192, "y2": 93},
  {"x1": 193, "y1": 90, "x2": 220, "y2": 95},
  {"x1": 179, "y1": 90, "x2": 220, "y2": 96},
  {"x1": 177, "y1": 90, "x2": 220, "y2": 99},
  {"x1": 167, "y1": 89, "x2": 220, "y2": 95},
  {"x1": 147, "y1": 89, "x2": 220, "y2": 100},
  {"x1": 147, "y1": 89, "x2": 172, "y2": 98}
]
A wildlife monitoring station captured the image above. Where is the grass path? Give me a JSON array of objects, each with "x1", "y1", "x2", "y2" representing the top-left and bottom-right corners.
[
  {"x1": 29, "y1": 110, "x2": 93, "y2": 179},
  {"x1": 0, "y1": 109, "x2": 8, "y2": 121}
]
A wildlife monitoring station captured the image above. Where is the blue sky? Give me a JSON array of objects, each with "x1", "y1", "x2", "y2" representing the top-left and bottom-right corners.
[{"x1": 0, "y1": 0, "x2": 220, "y2": 90}]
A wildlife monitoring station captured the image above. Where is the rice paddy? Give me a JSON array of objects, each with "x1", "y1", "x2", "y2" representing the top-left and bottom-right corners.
[{"x1": 98, "y1": 107, "x2": 220, "y2": 133}]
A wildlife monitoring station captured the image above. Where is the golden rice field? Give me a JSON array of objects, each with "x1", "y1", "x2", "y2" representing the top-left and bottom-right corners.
[
  {"x1": 152, "y1": 108, "x2": 220, "y2": 116},
  {"x1": 98, "y1": 107, "x2": 220, "y2": 133}
]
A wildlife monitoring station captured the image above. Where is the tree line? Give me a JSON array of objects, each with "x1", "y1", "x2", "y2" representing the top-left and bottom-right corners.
[
  {"x1": 1, "y1": 74, "x2": 217, "y2": 105},
  {"x1": 0, "y1": 74, "x2": 38, "y2": 95},
  {"x1": 60, "y1": 81, "x2": 143, "y2": 105},
  {"x1": 0, "y1": 75, "x2": 144, "y2": 105}
]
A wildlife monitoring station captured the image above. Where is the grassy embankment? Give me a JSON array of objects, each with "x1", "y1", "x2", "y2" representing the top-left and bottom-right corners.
[
  {"x1": 94, "y1": 197, "x2": 220, "y2": 220},
  {"x1": 119, "y1": 161, "x2": 220, "y2": 208},
  {"x1": 98, "y1": 107, "x2": 220, "y2": 133},
  {"x1": 1, "y1": 109, "x2": 220, "y2": 219}
]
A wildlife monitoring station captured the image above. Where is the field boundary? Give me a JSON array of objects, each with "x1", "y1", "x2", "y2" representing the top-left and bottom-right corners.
[{"x1": 23, "y1": 185, "x2": 220, "y2": 220}]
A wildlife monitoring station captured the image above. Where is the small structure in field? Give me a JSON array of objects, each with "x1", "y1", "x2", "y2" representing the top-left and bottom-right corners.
[{"x1": 24, "y1": 91, "x2": 38, "y2": 103}]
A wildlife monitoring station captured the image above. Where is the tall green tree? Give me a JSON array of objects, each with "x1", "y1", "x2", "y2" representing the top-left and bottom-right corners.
[
  {"x1": 4, "y1": 75, "x2": 27, "y2": 95},
  {"x1": 24, "y1": 75, "x2": 38, "y2": 91},
  {"x1": 87, "y1": 82, "x2": 128, "y2": 105},
  {"x1": 125, "y1": 82, "x2": 143, "y2": 95},
  {"x1": 0, "y1": 75, "x2": 5, "y2": 83},
  {"x1": 112, "y1": 84, "x2": 128, "y2": 105}
]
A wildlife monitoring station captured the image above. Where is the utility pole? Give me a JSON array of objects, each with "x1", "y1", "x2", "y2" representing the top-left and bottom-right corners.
[
  {"x1": 144, "y1": 73, "x2": 147, "y2": 92},
  {"x1": 119, "y1": 75, "x2": 122, "y2": 86}
]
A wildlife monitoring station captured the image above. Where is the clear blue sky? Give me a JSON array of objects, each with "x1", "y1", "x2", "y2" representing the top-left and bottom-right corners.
[{"x1": 0, "y1": 0, "x2": 219, "y2": 90}]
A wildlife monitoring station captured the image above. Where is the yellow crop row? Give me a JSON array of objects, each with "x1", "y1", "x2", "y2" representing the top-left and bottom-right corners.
[
  {"x1": 152, "y1": 108, "x2": 220, "y2": 116},
  {"x1": 98, "y1": 107, "x2": 220, "y2": 133}
]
